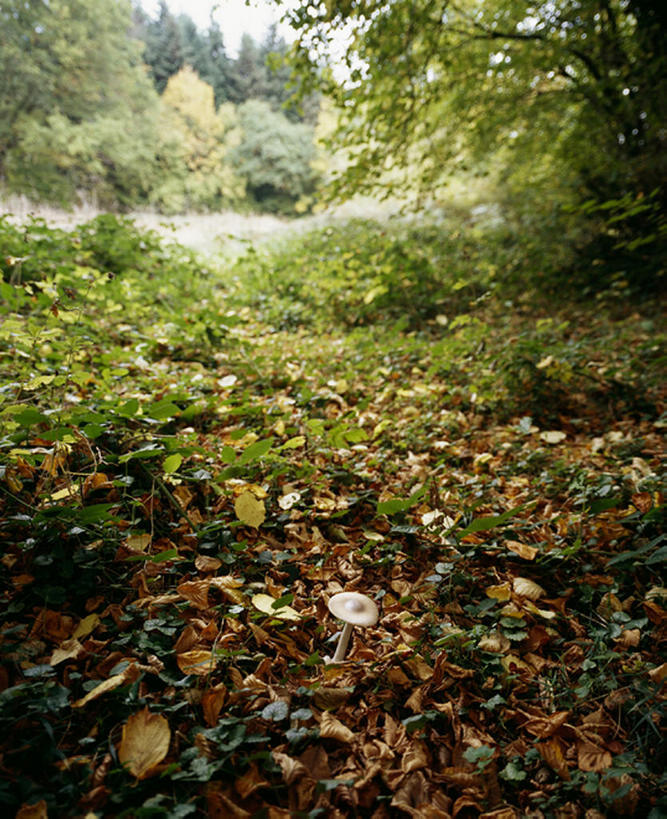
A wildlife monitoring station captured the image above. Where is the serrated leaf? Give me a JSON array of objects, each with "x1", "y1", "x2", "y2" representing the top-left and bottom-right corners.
[{"x1": 235, "y1": 492, "x2": 266, "y2": 528}]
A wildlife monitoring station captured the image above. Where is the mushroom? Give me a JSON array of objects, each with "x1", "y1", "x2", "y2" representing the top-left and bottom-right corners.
[{"x1": 326, "y1": 591, "x2": 379, "y2": 663}]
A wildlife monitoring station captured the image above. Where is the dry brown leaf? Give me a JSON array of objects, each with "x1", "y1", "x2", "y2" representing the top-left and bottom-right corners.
[
  {"x1": 615, "y1": 628, "x2": 641, "y2": 648},
  {"x1": 403, "y1": 655, "x2": 434, "y2": 681},
  {"x1": 312, "y1": 686, "x2": 353, "y2": 710},
  {"x1": 538, "y1": 736, "x2": 570, "y2": 780},
  {"x1": 235, "y1": 761, "x2": 269, "y2": 798},
  {"x1": 177, "y1": 580, "x2": 210, "y2": 609},
  {"x1": 16, "y1": 801, "x2": 48, "y2": 819},
  {"x1": 505, "y1": 540, "x2": 538, "y2": 560},
  {"x1": 72, "y1": 665, "x2": 138, "y2": 708},
  {"x1": 195, "y1": 555, "x2": 223, "y2": 573},
  {"x1": 272, "y1": 751, "x2": 308, "y2": 784},
  {"x1": 177, "y1": 650, "x2": 217, "y2": 676},
  {"x1": 524, "y1": 711, "x2": 570, "y2": 739},
  {"x1": 478, "y1": 632, "x2": 511, "y2": 653},
  {"x1": 648, "y1": 662, "x2": 667, "y2": 684},
  {"x1": 319, "y1": 711, "x2": 355, "y2": 744},
  {"x1": 401, "y1": 740, "x2": 429, "y2": 773},
  {"x1": 50, "y1": 637, "x2": 84, "y2": 666},
  {"x1": 577, "y1": 740, "x2": 612, "y2": 773},
  {"x1": 118, "y1": 708, "x2": 170, "y2": 779},
  {"x1": 512, "y1": 576, "x2": 546, "y2": 600},
  {"x1": 124, "y1": 534, "x2": 151, "y2": 553},
  {"x1": 209, "y1": 575, "x2": 245, "y2": 604},
  {"x1": 202, "y1": 685, "x2": 227, "y2": 726},
  {"x1": 207, "y1": 786, "x2": 252, "y2": 819}
]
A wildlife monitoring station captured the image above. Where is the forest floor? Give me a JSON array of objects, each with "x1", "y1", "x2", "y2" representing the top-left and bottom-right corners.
[{"x1": 0, "y1": 212, "x2": 664, "y2": 818}]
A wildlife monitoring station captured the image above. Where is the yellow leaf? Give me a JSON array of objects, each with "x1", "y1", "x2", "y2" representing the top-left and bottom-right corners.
[
  {"x1": 486, "y1": 582, "x2": 512, "y2": 602},
  {"x1": 251, "y1": 593, "x2": 301, "y2": 621},
  {"x1": 118, "y1": 707, "x2": 170, "y2": 779},
  {"x1": 125, "y1": 534, "x2": 152, "y2": 553},
  {"x1": 234, "y1": 492, "x2": 265, "y2": 528},
  {"x1": 73, "y1": 613, "x2": 100, "y2": 640},
  {"x1": 50, "y1": 485, "x2": 78, "y2": 501},
  {"x1": 72, "y1": 672, "x2": 129, "y2": 707}
]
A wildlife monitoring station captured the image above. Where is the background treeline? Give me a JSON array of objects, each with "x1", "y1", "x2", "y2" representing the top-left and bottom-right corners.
[{"x1": 0, "y1": 0, "x2": 320, "y2": 214}]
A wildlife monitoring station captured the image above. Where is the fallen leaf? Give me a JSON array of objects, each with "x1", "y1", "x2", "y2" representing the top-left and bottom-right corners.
[
  {"x1": 125, "y1": 533, "x2": 152, "y2": 553},
  {"x1": 177, "y1": 579, "x2": 210, "y2": 609},
  {"x1": 538, "y1": 736, "x2": 570, "y2": 779},
  {"x1": 505, "y1": 540, "x2": 538, "y2": 560},
  {"x1": 50, "y1": 637, "x2": 84, "y2": 666},
  {"x1": 540, "y1": 430, "x2": 567, "y2": 444},
  {"x1": 251, "y1": 593, "x2": 301, "y2": 621},
  {"x1": 195, "y1": 555, "x2": 222, "y2": 573},
  {"x1": 319, "y1": 711, "x2": 355, "y2": 744},
  {"x1": 16, "y1": 801, "x2": 48, "y2": 819},
  {"x1": 512, "y1": 577, "x2": 546, "y2": 600},
  {"x1": 577, "y1": 740, "x2": 612, "y2": 772},
  {"x1": 73, "y1": 614, "x2": 100, "y2": 640},
  {"x1": 524, "y1": 711, "x2": 570, "y2": 739},
  {"x1": 235, "y1": 492, "x2": 266, "y2": 528},
  {"x1": 278, "y1": 491, "x2": 301, "y2": 510},
  {"x1": 486, "y1": 583, "x2": 512, "y2": 602},
  {"x1": 478, "y1": 632, "x2": 511, "y2": 653},
  {"x1": 177, "y1": 650, "x2": 217, "y2": 676},
  {"x1": 272, "y1": 751, "x2": 308, "y2": 784},
  {"x1": 72, "y1": 666, "x2": 138, "y2": 707},
  {"x1": 118, "y1": 707, "x2": 170, "y2": 779}
]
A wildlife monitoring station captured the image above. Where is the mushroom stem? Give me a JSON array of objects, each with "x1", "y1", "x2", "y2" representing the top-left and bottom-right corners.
[{"x1": 332, "y1": 621, "x2": 354, "y2": 662}]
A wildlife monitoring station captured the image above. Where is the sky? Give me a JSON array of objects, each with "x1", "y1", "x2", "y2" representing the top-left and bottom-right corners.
[{"x1": 140, "y1": 0, "x2": 295, "y2": 56}]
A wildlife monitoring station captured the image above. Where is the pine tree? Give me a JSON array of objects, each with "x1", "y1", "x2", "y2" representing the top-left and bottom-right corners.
[{"x1": 143, "y1": 0, "x2": 183, "y2": 93}]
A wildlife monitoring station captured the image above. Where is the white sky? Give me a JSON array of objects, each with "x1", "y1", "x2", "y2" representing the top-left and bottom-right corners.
[{"x1": 140, "y1": 0, "x2": 295, "y2": 56}]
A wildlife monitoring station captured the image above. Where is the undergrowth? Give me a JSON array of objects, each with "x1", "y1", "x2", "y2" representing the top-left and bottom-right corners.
[{"x1": 0, "y1": 215, "x2": 664, "y2": 817}]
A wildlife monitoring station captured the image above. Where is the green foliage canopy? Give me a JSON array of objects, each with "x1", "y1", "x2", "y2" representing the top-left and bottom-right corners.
[
  {"x1": 1, "y1": 0, "x2": 161, "y2": 206},
  {"x1": 232, "y1": 100, "x2": 321, "y2": 212},
  {"x1": 283, "y1": 0, "x2": 666, "y2": 219}
]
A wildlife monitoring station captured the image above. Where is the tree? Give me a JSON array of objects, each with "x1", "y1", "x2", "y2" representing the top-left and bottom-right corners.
[
  {"x1": 232, "y1": 100, "x2": 321, "y2": 212},
  {"x1": 226, "y1": 34, "x2": 267, "y2": 104},
  {"x1": 143, "y1": 0, "x2": 183, "y2": 93},
  {"x1": 152, "y1": 66, "x2": 244, "y2": 212},
  {"x1": 281, "y1": 0, "x2": 666, "y2": 238},
  {"x1": 202, "y1": 18, "x2": 232, "y2": 106},
  {"x1": 0, "y1": 0, "x2": 162, "y2": 206}
]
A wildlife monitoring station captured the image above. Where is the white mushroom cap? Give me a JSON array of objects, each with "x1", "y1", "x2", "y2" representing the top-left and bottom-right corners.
[{"x1": 328, "y1": 592, "x2": 379, "y2": 626}]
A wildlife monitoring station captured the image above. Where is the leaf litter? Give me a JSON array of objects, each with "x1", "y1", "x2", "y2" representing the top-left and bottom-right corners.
[{"x1": 0, "y1": 221, "x2": 665, "y2": 817}]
